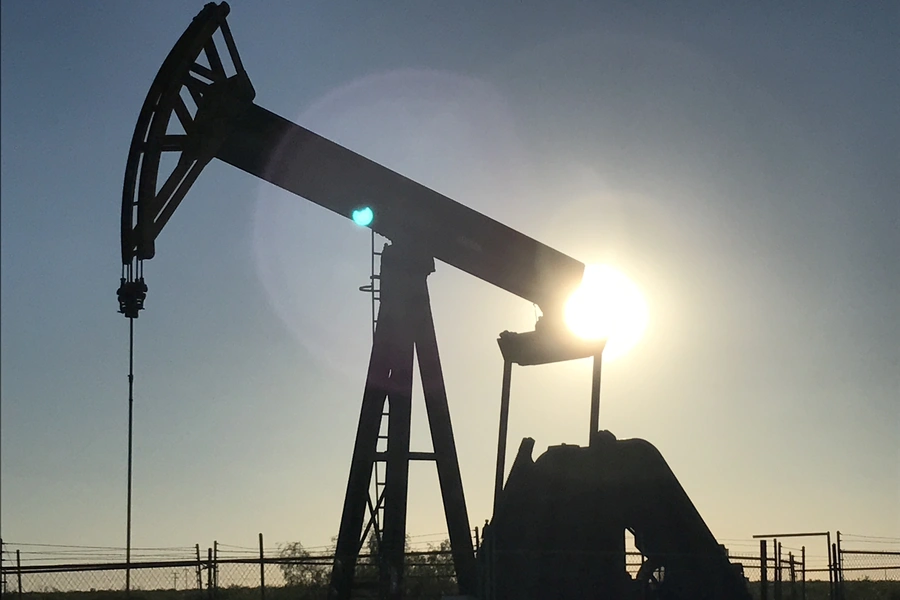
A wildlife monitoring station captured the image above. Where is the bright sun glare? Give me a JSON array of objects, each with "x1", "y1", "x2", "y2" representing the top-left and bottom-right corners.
[{"x1": 564, "y1": 264, "x2": 649, "y2": 360}]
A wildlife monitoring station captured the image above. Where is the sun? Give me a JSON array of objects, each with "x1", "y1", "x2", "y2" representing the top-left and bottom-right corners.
[{"x1": 564, "y1": 264, "x2": 648, "y2": 360}]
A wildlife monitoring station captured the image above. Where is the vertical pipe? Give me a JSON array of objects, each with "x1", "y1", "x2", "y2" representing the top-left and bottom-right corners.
[
  {"x1": 213, "y1": 541, "x2": 218, "y2": 592},
  {"x1": 493, "y1": 360, "x2": 513, "y2": 516},
  {"x1": 15, "y1": 550, "x2": 22, "y2": 600},
  {"x1": 760, "y1": 540, "x2": 768, "y2": 600},
  {"x1": 589, "y1": 353, "x2": 602, "y2": 445},
  {"x1": 125, "y1": 317, "x2": 135, "y2": 596},
  {"x1": 259, "y1": 533, "x2": 265, "y2": 600}
]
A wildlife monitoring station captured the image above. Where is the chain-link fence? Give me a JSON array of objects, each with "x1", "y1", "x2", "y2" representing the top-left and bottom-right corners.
[
  {"x1": 3, "y1": 534, "x2": 898, "y2": 599},
  {"x1": 840, "y1": 551, "x2": 900, "y2": 581},
  {"x1": 3, "y1": 558, "x2": 327, "y2": 598},
  {"x1": 836, "y1": 533, "x2": 900, "y2": 600},
  {"x1": 0, "y1": 555, "x2": 455, "y2": 600}
]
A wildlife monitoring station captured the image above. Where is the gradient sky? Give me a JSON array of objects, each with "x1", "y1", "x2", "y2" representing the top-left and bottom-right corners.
[{"x1": 1, "y1": 0, "x2": 897, "y2": 565}]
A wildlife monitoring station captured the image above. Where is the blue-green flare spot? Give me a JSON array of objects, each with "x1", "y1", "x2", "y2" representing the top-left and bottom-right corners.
[{"x1": 352, "y1": 206, "x2": 374, "y2": 227}]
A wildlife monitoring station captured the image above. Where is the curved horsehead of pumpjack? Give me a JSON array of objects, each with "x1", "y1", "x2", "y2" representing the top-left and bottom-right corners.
[{"x1": 118, "y1": 3, "x2": 605, "y2": 599}]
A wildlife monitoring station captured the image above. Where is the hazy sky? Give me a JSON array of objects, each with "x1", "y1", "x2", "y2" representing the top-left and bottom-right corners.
[{"x1": 1, "y1": 0, "x2": 897, "y2": 565}]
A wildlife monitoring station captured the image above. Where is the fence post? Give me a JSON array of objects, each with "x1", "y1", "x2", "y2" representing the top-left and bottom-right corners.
[
  {"x1": 259, "y1": 533, "x2": 266, "y2": 600},
  {"x1": 780, "y1": 542, "x2": 785, "y2": 599},
  {"x1": 834, "y1": 531, "x2": 844, "y2": 600},
  {"x1": 774, "y1": 539, "x2": 782, "y2": 600},
  {"x1": 801, "y1": 546, "x2": 806, "y2": 600},
  {"x1": 789, "y1": 552, "x2": 796, "y2": 600},
  {"x1": 826, "y1": 532, "x2": 833, "y2": 600},
  {"x1": 213, "y1": 541, "x2": 219, "y2": 593},
  {"x1": 15, "y1": 550, "x2": 22, "y2": 600},
  {"x1": 196, "y1": 544, "x2": 203, "y2": 591},
  {"x1": 760, "y1": 539, "x2": 768, "y2": 600},
  {"x1": 831, "y1": 543, "x2": 838, "y2": 600},
  {"x1": 207, "y1": 548, "x2": 214, "y2": 600}
]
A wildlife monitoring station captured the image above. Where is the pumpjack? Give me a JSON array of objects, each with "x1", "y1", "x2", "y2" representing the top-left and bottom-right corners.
[{"x1": 119, "y1": 4, "x2": 751, "y2": 599}]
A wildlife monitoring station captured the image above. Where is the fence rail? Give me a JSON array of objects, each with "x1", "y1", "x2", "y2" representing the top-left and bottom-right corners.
[{"x1": 2, "y1": 533, "x2": 897, "y2": 600}]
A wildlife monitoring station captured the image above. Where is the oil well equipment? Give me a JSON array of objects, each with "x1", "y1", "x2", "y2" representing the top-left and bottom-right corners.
[{"x1": 117, "y1": 4, "x2": 752, "y2": 599}]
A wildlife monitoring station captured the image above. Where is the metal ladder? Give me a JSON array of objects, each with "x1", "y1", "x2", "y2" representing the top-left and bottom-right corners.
[{"x1": 358, "y1": 230, "x2": 386, "y2": 554}]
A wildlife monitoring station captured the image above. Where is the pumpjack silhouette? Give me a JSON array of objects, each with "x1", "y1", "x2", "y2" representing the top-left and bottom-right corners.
[{"x1": 120, "y1": 4, "x2": 752, "y2": 599}]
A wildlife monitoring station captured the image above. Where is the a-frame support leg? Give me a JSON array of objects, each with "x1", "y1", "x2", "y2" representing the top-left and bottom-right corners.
[
  {"x1": 330, "y1": 307, "x2": 394, "y2": 598},
  {"x1": 379, "y1": 310, "x2": 415, "y2": 598},
  {"x1": 330, "y1": 245, "x2": 475, "y2": 600},
  {"x1": 416, "y1": 289, "x2": 477, "y2": 595}
]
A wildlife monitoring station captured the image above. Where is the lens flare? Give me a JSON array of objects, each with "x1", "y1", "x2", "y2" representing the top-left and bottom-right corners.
[
  {"x1": 352, "y1": 206, "x2": 374, "y2": 226},
  {"x1": 564, "y1": 264, "x2": 648, "y2": 360}
]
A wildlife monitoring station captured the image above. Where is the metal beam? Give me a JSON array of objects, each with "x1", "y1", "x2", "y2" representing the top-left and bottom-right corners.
[{"x1": 214, "y1": 103, "x2": 584, "y2": 316}]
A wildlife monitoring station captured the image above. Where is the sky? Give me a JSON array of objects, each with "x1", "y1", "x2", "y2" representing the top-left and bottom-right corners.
[{"x1": 1, "y1": 0, "x2": 897, "y2": 568}]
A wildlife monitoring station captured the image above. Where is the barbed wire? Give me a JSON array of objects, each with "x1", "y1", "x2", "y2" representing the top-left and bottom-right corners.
[
  {"x1": 3, "y1": 542, "x2": 193, "y2": 550},
  {"x1": 841, "y1": 533, "x2": 900, "y2": 541}
]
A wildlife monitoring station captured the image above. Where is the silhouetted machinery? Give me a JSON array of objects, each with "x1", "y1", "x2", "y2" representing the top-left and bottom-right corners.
[
  {"x1": 480, "y1": 434, "x2": 751, "y2": 600},
  {"x1": 118, "y1": 4, "x2": 751, "y2": 599}
]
